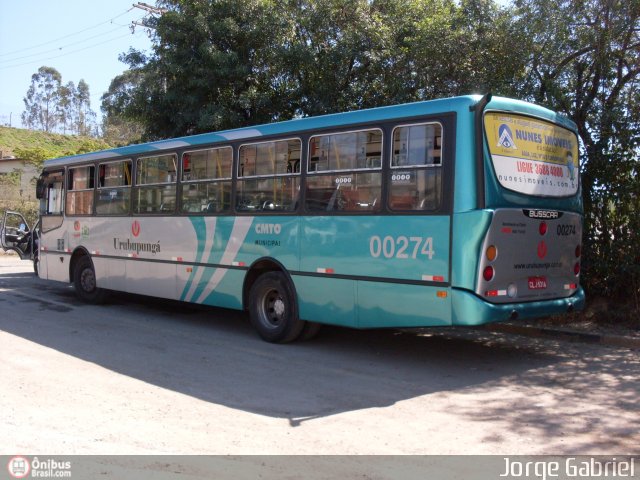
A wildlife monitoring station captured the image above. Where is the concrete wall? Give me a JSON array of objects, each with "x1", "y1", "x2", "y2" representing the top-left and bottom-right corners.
[{"x1": 0, "y1": 158, "x2": 40, "y2": 203}]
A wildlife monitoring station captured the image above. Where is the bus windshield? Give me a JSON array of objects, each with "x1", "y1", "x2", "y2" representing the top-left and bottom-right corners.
[{"x1": 484, "y1": 112, "x2": 579, "y2": 197}]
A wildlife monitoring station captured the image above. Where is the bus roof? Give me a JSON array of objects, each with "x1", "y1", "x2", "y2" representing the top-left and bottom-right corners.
[{"x1": 43, "y1": 95, "x2": 575, "y2": 168}]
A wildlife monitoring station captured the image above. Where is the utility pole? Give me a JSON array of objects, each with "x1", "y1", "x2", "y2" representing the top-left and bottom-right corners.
[
  {"x1": 131, "y1": 2, "x2": 166, "y2": 33},
  {"x1": 132, "y1": 2, "x2": 167, "y2": 16},
  {"x1": 131, "y1": 20, "x2": 155, "y2": 33}
]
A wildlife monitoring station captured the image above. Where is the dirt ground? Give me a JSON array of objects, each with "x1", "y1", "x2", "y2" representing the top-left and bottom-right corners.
[{"x1": 1, "y1": 254, "x2": 639, "y2": 456}]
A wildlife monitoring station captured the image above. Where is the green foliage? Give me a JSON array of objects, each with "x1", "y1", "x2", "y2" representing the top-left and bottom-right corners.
[
  {"x1": 22, "y1": 66, "x2": 62, "y2": 133},
  {"x1": 0, "y1": 126, "x2": 112, "y2": 165},
  {"x1": 0, "y1": 170, "x2": 21, "y2": 187},
  {"x1": 21, "y1": 66, "x2": 98, "y2": 135},
  {"x1": 13, "y1": 147, "x2": 51, "y2": 169},
  {"x1": 102, "y1": 0, "x2": 518, "y2": 138},
  {"x1": 0, "y1": 199, "x2": 39, "y2": 229}
]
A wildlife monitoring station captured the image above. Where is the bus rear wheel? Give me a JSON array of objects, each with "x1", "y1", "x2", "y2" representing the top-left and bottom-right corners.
[
  {"x1": 73, "y1": 256, "x2": 107, "y2": 304},
  {"x1": 248, "y1": 271, "x2": 305, "y2": 343}
]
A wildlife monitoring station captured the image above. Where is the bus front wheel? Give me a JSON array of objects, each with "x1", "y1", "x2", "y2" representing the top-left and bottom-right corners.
[
  {"x1": 248, "y1": 271, "x2": 305, "y2": 343},
  {"x1": 73, "y1": 256, "x2": 107, "y2": 304}
]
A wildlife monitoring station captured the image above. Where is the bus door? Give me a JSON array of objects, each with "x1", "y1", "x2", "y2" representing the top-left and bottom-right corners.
[
  {"x1": 1, "y1": 211, "x2": 36, "y2": 259},
  {"x1": 33, "y1": 169, "x2": 65, "y2": 280}
]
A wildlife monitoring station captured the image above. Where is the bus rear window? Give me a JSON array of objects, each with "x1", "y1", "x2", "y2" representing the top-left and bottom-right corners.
[{"x1": 484, "y1": 112, "x2": 579, "y2": 197}]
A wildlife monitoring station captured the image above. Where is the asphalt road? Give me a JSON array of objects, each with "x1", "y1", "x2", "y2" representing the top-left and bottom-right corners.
[{"x1": 1, "y1": 255, "x2": 638, "y2": 455}]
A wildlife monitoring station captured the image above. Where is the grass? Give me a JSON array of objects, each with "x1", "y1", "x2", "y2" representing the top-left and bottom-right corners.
[{"x1": 0, "y1": 126, "x2": 111, "y2": 159}]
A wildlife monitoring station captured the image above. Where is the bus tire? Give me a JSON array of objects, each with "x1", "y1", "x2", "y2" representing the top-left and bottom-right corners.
[
  {"x1": 248, "y1": 271, "x2": 304, "y2": 343},
  {"x1": 299, "y1": 321, "x2": 322, "y2": 341},
  {"x1": 73, "y1": 256, "x2": 107, "y2": 304}
]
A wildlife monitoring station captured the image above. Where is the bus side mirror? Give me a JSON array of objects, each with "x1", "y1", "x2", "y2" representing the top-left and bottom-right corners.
[{"x1": 36, "y1": 178, "x2": 45, "y2": 199}]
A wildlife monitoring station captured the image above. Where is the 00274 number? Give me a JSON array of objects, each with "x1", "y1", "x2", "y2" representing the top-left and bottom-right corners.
[{"x1": 369, "y1": 235, "x2": 435, "y2": 260}]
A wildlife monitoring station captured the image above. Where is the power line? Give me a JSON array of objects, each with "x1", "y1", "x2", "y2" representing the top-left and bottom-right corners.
[
  {"x1": 0, "y1": 8, "x2": 134, "y2": 58},
  {"x1": 0, "y1": 33, "x2": 139, "y2": 71},
  {"x1": 0, "y1": 27, "x2": 126, "y2": 65}
]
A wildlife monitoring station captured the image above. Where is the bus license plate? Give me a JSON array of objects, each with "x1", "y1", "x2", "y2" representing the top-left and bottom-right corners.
[{"x1": 528, "y1": 276, "x2": 547, "y2": 289}]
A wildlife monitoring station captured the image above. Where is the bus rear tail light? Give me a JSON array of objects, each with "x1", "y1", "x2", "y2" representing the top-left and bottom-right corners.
[
  {"x1": 483, "y1": 266, "x2": 495, "y2": 281},
  {"x1": 574, "y1": 262, "x2": 580, "y2": 276},
  {"x1": 575, "y1": 244, "x2": 581, "y2": 258},
  {"x1": 539, "y1": 221, "x2": 547, "y2": 236},
  {"x1": 486, "y1": 245, "x2": 497, "y2": 261}
]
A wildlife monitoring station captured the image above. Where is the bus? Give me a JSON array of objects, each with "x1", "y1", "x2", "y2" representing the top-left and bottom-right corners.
[{"x1": 2, "y1": 94, "x2": 585, "y2": 342}]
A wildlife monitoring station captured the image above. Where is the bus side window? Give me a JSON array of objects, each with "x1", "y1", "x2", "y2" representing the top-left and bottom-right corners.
[
  {"x1": 389, "y1": 123, "x2": 443, "y2": 211},
  {"x1": 38, "y1": 170, "x2": 65, "y2": 232},
  {"x1": 37, "y1": 170, "x2": 64, "y2": 216},
  {"x1": 133, "y1": 154, "x2": 178, "y2": 214},
  {"x1": 97, "y1": 160, "x2": 132, "y2": 215},
  {"x1": 236, "y1": 139, "x2": 301, "y2": 213},
  {"x1": 66, "y1": 165, "x2": 95, "y2": 215},
  {"x1": 180, "y1": 147, "x2": 232, "y2": 214},
  {"x1": 305, "y1": 129, "x2": 382, "y2": 213}
]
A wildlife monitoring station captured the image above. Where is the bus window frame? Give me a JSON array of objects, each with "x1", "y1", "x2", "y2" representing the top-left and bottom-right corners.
[
  {"x1": 41, "y1": 169, "x2": 65, "y2": 216},
  {"x1": 306, "y1": 127, "x2": 384, "y2": 175},
  {"x1": 65, "y1": 164, "x2": 96, "y2": 217},
  {"x1": 133, "y1": 153, "x2": 179, "y2": 215},
  {"x1": 180, "y1": 145, "x2": 234, "y2": 215},
  {"x1": 389, "y1": 121, "x2": 444, "y2": 170},
  {"x1": 96, "y1": 158, "x2": 133, "y2": 216},
  {"x1": 237, "y1": 137, "x2": 302, "y2": 179},
  {"x1": 304, "y1": 127, "x2": 384, "y2": 214},
  {"x1": 235, "y1": 137, "x2": 302, "y2": 214},
  {"x1": 387, "y1": 121, "x2": 444, "y2": 212}
]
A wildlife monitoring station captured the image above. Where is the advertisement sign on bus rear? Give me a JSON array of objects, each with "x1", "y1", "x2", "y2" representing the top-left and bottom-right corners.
[{"x1": 484, "y1": 112, "x2": 579, "y2": 197}]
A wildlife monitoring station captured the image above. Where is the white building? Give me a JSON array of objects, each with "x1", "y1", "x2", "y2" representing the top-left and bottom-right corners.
[{"x1": 0, "y1": 156, "x2": 40, "y2": 203}]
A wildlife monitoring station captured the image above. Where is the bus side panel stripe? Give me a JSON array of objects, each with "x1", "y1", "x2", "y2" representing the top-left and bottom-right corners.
[
  {"x1": 196, "y1": 217, "x2": 254, "y2": 304},
  {"x1": 180, "y1": 216, "x2": 207, "y2": 301},
  {"x1": 182, "y1": 217, "x2": 217, "y2": 302}
]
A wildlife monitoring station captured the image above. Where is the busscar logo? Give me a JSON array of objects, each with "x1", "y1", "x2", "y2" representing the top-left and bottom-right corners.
[
  {"x1": 497, "y1": 124, "x2": 517, "y2": 149},
  {"x1": 523, "y1": 209, "x2": 562, "y2": 219},
  {"x1": 7, "y1": 456, "x2": 30, "y2": 479}
]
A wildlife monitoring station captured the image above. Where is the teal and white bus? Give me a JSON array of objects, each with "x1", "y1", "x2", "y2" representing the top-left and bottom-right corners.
[{"x1": 3, "y1": 94, "x2": 585, "y2": 342}]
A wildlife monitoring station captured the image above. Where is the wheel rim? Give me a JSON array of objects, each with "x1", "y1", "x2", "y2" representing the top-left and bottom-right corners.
[
  {"x1": 80, "y1": 267, "x2": 96, "y2": 293},
  {"x1": 257, "y1": 287, "x2": 286, "y2": 329}
]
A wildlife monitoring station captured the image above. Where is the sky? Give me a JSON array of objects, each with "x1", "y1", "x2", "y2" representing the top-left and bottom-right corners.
[{"x1": 0, "y1": 0, "x2": 154, "y2": 128}]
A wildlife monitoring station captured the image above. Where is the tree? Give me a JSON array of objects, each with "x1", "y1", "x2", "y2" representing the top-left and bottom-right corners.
[
  {"x1": 275, "y1": 0, "x2": 396, "y2": 115},
  {"x1": 105, "y1": 0, "x2": 528, "y2": 138},
  {"x1": 21, "y1": 67, "x2": 98, "y2": 136},
  {"x1": 101, "y1": 61, "x2": 150, "y2": 145},
  {"x1": 58, "y1": 81, "x2": 75, "y2": 134},
  {"x1": 101, "y1": 1, "x2": 294, "y2": 140},
  {"x1": 74, "y1": 80, "x2": 96, "y2": 136},
  {"x1": 22, "y1": 66, "x2": 63, "y2": 132}
]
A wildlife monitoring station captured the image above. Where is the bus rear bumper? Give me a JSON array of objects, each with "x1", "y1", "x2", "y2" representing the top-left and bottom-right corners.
[{"x1": 451, "y1": 287, "x2": 585, "y2": 326}]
